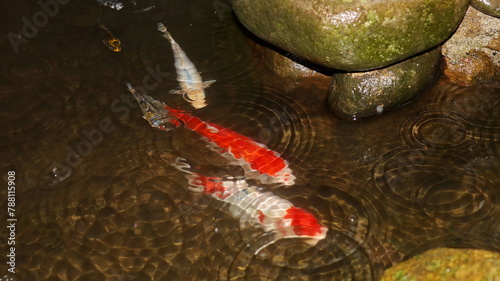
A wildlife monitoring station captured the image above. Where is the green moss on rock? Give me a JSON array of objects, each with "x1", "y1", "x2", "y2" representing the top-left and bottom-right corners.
[
  {"x1": 381, "y1": 248, "x2": 500, "y2": 281},
  {"x1": 328, "y1": 47, "x2": 441, "y2": 118},
  {"x1": 231, "y1": 0, "x2": 468, "y2": 71}
]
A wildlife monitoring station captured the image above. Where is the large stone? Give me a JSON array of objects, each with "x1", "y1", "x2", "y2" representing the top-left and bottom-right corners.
[
  {"x1": 380, "y1": 248, "x2": 500, "y2": 281},
  {"x1": 231, "y1": 0, "x2": 468, "y2": 71},
  {"x1": 328, "y1": 47, "x2": 441, "y2": 119}
]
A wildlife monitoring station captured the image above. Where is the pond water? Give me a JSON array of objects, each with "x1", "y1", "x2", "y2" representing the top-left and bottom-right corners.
[{"x1": 0, "y1": 1, "x2": 499, "y2": 280}]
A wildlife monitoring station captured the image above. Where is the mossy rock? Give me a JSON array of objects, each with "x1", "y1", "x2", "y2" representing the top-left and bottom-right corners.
[
  {"x1": 381, "y1": 248, "x2": 500, "y2": 281},
  {"x1": 328, "y1": 47, "x2": 441, "y2": 118},
  {"x1": 231, "y1": 0, "x2": 468, "y2": 71}
]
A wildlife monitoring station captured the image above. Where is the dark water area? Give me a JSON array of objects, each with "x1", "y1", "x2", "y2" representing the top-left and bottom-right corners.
[{"x1": 0, "y1": 1, "x2": 499, "y2": 280}]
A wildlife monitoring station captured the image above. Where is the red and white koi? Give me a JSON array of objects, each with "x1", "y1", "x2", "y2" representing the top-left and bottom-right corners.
[
  {"x1": 172, "y1": 157, "x2": 327, "y2": 254},
  {"x1": 157, "y1": 23, "x2": 215, "y2": 109},
  {"x1": 127, "y1": 83, "x2": 296, "y2": 186}
]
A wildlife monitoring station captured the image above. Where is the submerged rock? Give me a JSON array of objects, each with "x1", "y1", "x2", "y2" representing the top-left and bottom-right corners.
[
  {"x1": 471, "y1": 0, "x2": 500, "y2": 17},
  {"x1": 231, "y1": 0, "x2": 468, "y2": 71},
  {"x1": 253, "y1": 42, "x2": 331, "y2": 81},
  {"x1": 328, "y1": 47, "x2": 441, "y2": 119},
  {"x1": 442, "y1": 6, "x2": 500, "y2": 86},
  {"x1": 380, "y1": 248, "x2": 500, "y2": 281}
]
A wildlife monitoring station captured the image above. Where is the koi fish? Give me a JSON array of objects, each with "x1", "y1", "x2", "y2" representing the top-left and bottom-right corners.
[
  {"x1": 99, "y1": 24, "x2": 122, "y2": 52},
  {"x1": 186, "y1": 172, "x2": 328, "y2": 254},
  {"x1": 97, "y1": 0, "x2": 124, "y2": 10},
  {"x1": 157, "y1": 22, "x2": 215, "y2": 109},
  {"x1": 172, "y1": 157, "x2": 327, "y2": 253},
  {"x1": 126, "y1": 83, "x2": 296, "y2": 186}
]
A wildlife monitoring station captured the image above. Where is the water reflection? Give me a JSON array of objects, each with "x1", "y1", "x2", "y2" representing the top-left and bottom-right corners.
[{"x1": 0, "y1": 1, "x2": 499, "y2": 280}]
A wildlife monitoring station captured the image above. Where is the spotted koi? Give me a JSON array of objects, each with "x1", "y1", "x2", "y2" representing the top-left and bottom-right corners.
[
  {"x1": 186, "y1": 172, "x2": 328, "y2": 253},
  {"x1": 127, "y1": 83, "x2": 296, "y2": 186}
]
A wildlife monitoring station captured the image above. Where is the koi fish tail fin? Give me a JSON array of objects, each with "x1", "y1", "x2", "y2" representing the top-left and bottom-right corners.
[
  {"x1": 126, "y1": 83, "x2": 179, "y2": 130},
  {"x1": 157, "y1": 22, "x2": 174, "y2": 42}
]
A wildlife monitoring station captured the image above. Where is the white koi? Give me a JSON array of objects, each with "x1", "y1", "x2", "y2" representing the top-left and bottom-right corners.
[{"x1": 157, "y1": 22, "x2": 216, "y2": 109}]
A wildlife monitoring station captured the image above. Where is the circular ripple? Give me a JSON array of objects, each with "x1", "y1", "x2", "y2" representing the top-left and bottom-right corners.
[
  {"x1": 373, "y1": 148, "x2": 497, "y2": 226},
  {"x1": 449, "y1": 80, "x2": 500, "y2": 124},
  {"x1": 399, "y1": 109, "x2": 478, "y2": 149},
  {"x1": 0, "y1": 40, "x2": 79, "y2": 147},
  {"x1": 434, "y1": 81, "x2": 500, "y2": 142},
  {"x1": 0, "y1": 39, "x2": 81, "y2": 90},
  {"x1": 302, "y1": 170, "x2": 405, "y2": 276},
  {"x1": 200, "y1": 23, "x2": 257, "y2": 84},
  {"x1": 226, "y1": 228, "x2": 374, "y2": 281},
  {"x1": 133, "y1": 125, "x2": 179, "y2": 170},
  {"x1": 0, "y1": 87, "x2": 75, "y2": 147},
  {"x1": 215, "y1": 170, "x2": 395, "y2": 280},
  {"x1": 451, "y1": 84, "x2": 500, "y2": 142}
]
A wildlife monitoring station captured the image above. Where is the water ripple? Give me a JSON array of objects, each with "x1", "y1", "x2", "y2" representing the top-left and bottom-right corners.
[
  {"x1": 225, "y1": 229, "x2": 373, "y2": 281},
  {"x1": 399, "y1": 109, "x2": 481, "y2": 150},
  {"x1": 203, "y1": 84, "x2": 317, "y2": 167},
  {"x1": 437, "y1": 81, "x2": 500, "y2": 142},
  {"x1": 372, "y1": 148, "x2": 498, "y2": 227},
  {"x1": 0, "y1": 40, "x2": 79, "y2": 147}
]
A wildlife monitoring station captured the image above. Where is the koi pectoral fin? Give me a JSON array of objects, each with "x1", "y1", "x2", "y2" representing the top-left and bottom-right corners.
[
  {"x1": 202, "y1": 80, "x2": 216, "y2": 89},
  {"x1": 169, "y1": 88, "x2": 185, "y2": 95}
]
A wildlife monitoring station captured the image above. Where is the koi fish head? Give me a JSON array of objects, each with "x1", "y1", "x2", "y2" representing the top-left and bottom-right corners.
[
  {"x1": 253, "y1": 205, "x2": 328, "y2": 254},
  {"x1": 126, "y1": 83, "x2": 176, "y2": 130},
  {"x1": 282, "y1": 207, "x2": 328, "y2": 240}
]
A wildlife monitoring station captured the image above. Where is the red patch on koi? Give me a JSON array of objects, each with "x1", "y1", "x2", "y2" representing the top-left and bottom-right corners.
[
  {"x1": 284, "y1": 207, "x2": 324, "y2": 237},
  {"x1": 257, "y1": 210, "x2": 266, "y2": 223},
  {"x1": 193, "y1": 174, "x2": 229, "y2": 200},
  {"x1": 164, "y1": 106, "x2": 290, "y2": 179}
]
